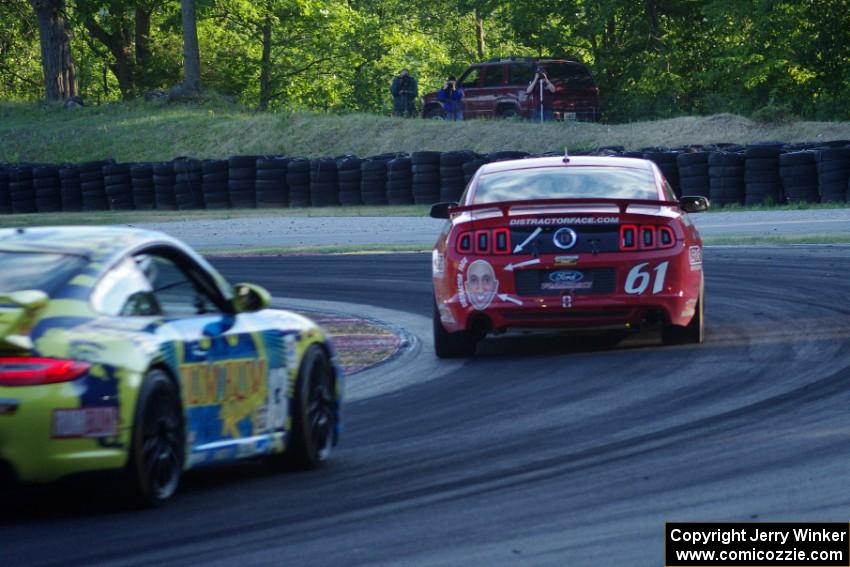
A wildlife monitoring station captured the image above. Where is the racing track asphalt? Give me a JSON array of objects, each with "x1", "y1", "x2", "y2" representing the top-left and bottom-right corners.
[{"x1": 4, "y1": 247, "x2": 850, "y2": 566}]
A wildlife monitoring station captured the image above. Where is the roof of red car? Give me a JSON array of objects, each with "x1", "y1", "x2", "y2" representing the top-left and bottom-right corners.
[{"x1": 478, "y1": 156, "x2": 655, "y2": 176}]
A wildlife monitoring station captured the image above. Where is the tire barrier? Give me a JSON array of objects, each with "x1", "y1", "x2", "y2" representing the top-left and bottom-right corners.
[
  {"x1": 173, "y1": 158, "x2": 204, "y2": 210},
  {"x1": 337, "y1": 155, "x2": 362, "y2": 205},
  {"x1": 9, "y1": 166, "x2": 36, "y2": 214},
  {"x1": 387, "y1": 156, "x2": 413, "y2": 205},
  {"x1": 744, "y1": 143, "x2": 784, "y2": 205},
  {"x1": 255, "y1": 157, "x2": 289, "y2": 208},
  {"x1": 676, "y1": 151, "x2": 710, "y2": 199},
  {"x1": 779, "y1": 152, "x2": 818, "y2": 204},
  {"x1": 310, "y1": 157, "x2": 339, "y2": 207},
  {"x1": 440, "y1": 151, "x2": 476, "y2": 203},
  {"x1": 103, "y1": 163, "x2": 135, "y2": 211},
  {"x1": 0, "y1": 167, "x2": 11, "y2": 214},
  {"x1": 228, "y1": 155, "x2": 260, "y2": 208},
  {"x1": 79, "y1": 159, "x2": 112, "y2": 211},
  {"x1": 201, "y1": 159, "x2": 230, "y2": 210},
  {"x1": 153, "y1": 162, "x2": 177, "y2": 210},
  {"x1": 32, "y1": 165, "x2": 62, "y2": 213},
  {"x1": 411, "y1": 151, "x2": 441, "y2": 205},
  {"x1": 361, "y1": 155, "x2": 391, "y2": 206},
  {"x1": 816, "y1": 147, "x2": 850, "y2": 203},
  {"x1": 130, "y1": 164, "x2": 156, "y2": 210},
  {"x1": 286, "y1": 158, "x2": 311, "y2": 207},
  {"x1": 708, "y1": 152, "x2": 745, "y2": 207},
  {"x1": 3, "y1": 142, "x2": 850, "y2": 215}
]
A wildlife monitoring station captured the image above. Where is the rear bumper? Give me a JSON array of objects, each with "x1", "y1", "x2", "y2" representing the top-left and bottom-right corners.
[
  {"x1": 436, "y1": 292, "x2": 697, "y2": 334},
  {"x1": 0, "y1": 382, "x2": 130, "y2": 483}
]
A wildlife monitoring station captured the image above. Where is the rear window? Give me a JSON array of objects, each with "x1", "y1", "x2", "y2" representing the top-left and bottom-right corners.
[
  {"x1": 0, "y1": 252, "x2": 87, "y2": 295},
  {"x1": 473, "y1": 166, "x2": 658, "y2": 203},
  {"x1": 544, "y1": 63, "x2": 595, "y2": 88}
]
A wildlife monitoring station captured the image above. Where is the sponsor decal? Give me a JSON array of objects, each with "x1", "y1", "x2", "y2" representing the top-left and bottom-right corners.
[
  {"x1": 431, "y1": 250, "x2": 445, "y2": 276},
  {"x1": 458, "y1": 258, "x2": 499, "y2": 311},
  {"x1": 52, "y1": 407, "x2": 119, "y2": 438},
  {"x1": 553, "y1": 227, "x2": 578, "y2": 250},
  {"x1": 509, "y1": 216, "x2": 619, "y2": 226},
  {"x1": 266, "y1": 367, "x2": 288, "y2": 432},
  {"x1": 549, "y1": 270, "x2": 584, "y2": 283},
  {"x1": 554, "y1": 255, "x2": 579, "y2": 266},
  {"x1": 0, "y1": 398, "x2": 19, "y2": 416},
  {"x1": 689, "y1": 246, "x2": 703, "y2": 271}
]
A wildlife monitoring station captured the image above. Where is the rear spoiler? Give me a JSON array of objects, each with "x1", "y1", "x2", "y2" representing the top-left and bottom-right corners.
[
  {"x1": 448, "y1": 198, "x2": 677, "y2": 216},
  {"x1": 0, "y1": 290, "x2": 49, "y2": 352}
]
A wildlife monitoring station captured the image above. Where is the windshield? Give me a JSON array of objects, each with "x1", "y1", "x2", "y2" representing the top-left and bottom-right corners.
[
  {"x1": 0, "y1": 252, "x2": 87, "y2": 295},
  {"x1": 472, "y1": 166, "x2": 659, "y2": 203}
]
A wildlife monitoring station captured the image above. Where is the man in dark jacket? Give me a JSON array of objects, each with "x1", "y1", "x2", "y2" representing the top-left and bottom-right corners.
[
  {"x1": 391, "y1": 69, "x2": 418, "y2": 117},
  {"x1": 437, "y1": 75, "x2": 464, "y2": 121}
]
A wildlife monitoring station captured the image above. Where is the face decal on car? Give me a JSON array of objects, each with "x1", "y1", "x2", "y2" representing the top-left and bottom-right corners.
[{"x1": 464, "y1": 259, "x2": 499, "y2": 310}]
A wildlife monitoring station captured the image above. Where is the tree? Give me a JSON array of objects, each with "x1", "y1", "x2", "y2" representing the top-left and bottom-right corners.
[
  {"x1": 29, "y1": 0, "x2": 77, "y2": 99},
  {"x1": 180, "y1": 0, "x2": 201, "y2": 92}
]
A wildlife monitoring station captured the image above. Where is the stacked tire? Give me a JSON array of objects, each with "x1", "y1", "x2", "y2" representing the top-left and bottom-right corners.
[
  {"x1": 201, "y1": 160, "x2": 230, "y2": 209},
  {"x1": 815, "y1": 147, "x2": 850, "y2": 203},
  {"x1": 387, "y1": 156, "x2": 413, "y2": 204},
  {"x1": 287, "y1": 158, "x2": 311, "y2": 207},
  {"x1": 463, "y1": 155, "x2": 488, "y2": 185},
  {"x1": 255, "y1": 157, "x2": 289, "y2": 208},
  {"x1": 310, "y1": 157, "x2": 339, "y2": 207},
  {"x1": 79, "y1": 160, "x2": 112, "y2": 211},
  {"x1": 488, "y1": 150, "x2": 529, "y2": 162},
  {"x1": 32, "y1": 165, "x2": 62, "y2": 212},
  {"x1": 644, "y1": 151, "x2": 681, "y2": 197},
  {"x1": 103, "y1": 163, "x2": 134, "y2": 210},
  {"x1": 779, "y1": 152, "x2": 819, "y2": 203},
  {"x1": 130, "y1": 164, "x2": 156, "y2": 210},
  {"x1": 228, "y1": 155, "x2": 260, "y2": 208},
  {"x1": 8, "y1": 167, "x2": 36, "y2": 214},
  {"x1": 58, "y1": 165, "x2": 82, "y2": 212},
  {"x1": 173, "y1": 159, "x2": 204, "y2": 210},
  {"x1": 0, "y1": 167, "x2": 12, "y2": 214},
  {"x1": 337, "y1": 156, "x2": 362, "y2": 205},
  {"x1": 440, "y1": 151, "x2": 474, "y2": 202},
  {"x1": 411, "y1": 151, "x2": 441, "y2": 204},
  {"x1": 676, "y1": 152, "x2": 710, "y2": 198},
  {"x1": 153, "y1": 162, "x2": 177, "y2": 210},
  {"x1": 708, "y1": 152, "x2": 745, "y2": 206},
  {"x1": 360, "y1": 157, "x2": 390, "y2": 205},
  {"x1": 744, "y1": 144, "x2": 784, "y2": 205}
]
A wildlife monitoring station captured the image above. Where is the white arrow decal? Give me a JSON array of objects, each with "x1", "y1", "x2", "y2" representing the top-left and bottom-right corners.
[
  {"x1": 504, "y1": 258, "x2": 541, "y2": 272},
  {"x1": 513, "y1": 228, "x2": 542, "y2": 253},
  {"x1": 498, "y1": 293, "x2": 523, "y2": 306}
]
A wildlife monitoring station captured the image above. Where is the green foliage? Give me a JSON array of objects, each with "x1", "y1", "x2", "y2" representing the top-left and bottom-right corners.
[{"x1": 4, "y1": 0, "x2": 850, "y2": 121}]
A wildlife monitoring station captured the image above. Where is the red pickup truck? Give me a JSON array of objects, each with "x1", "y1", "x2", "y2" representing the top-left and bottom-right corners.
[{"x1": 422, "y1": 57, "x2": 600, "y2": 121}]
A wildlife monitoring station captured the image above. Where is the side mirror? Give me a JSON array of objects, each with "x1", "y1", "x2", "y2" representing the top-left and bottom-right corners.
[
  {"x1": 233, "y1": 283, "x2": 271, "y2": 313},
  {"x1": 679, "y1": 196, "x2": 710, "y2": 213},
  {"x1": 429, "y1": 201, "x2": 458, "y2": 219}
]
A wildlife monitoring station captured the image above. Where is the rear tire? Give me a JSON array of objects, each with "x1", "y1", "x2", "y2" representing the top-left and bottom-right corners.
[
  {"x1": 127, "y1": 369, "x2": 184, "y2": 506},
  {"x1": 269, "y1": 345, "x2": 336, "y2": 470},
  {"x1": 424, "y1": 106, "x2": 445, "y2": 120},
  {"x1": 662, "y1": 283, "x2": 704, "y2": 345},
  {"x1": 433, "y1": 301, "x2": 477, "y2": 358}
]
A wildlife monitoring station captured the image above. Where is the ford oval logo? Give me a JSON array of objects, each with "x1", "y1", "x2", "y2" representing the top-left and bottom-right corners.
[
  {"x1": 549, "y1": 270, "x2": 583, "y2": 283},
  {"x1": 552, "y1": 227, "x2": 578, "y2": 250}
]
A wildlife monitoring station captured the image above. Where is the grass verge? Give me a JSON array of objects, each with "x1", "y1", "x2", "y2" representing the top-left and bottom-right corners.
[
  {"x1": 0, "y1": 205, "x2": 430, "y2": 228},
  {"x1": 701, "y1": 233, "x2": 850, "y2": 246},
  {"x1": 4, "y1": 100, "x2": 850, "y2": 164}
]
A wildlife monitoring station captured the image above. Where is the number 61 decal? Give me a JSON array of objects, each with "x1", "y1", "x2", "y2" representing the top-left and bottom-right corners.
[{"x1": 624, "y1": 261, "x2": 669, "y2": 295}]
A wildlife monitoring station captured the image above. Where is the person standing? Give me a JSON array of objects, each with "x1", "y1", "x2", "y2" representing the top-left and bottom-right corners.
[
  {"x1": 527, "y1": 66, "x2": 556, "y2": 122},
  {"x1": 391, "y1": 69, "x2": 418, "y2": 117},
  {"x1": 437, "y1": 75, "x2": 464, "y2": 121}
]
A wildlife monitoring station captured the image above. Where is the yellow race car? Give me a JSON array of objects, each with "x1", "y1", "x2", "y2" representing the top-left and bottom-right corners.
[{"x1": 0, "y1": 226, "x2": 342, "y2": 505}]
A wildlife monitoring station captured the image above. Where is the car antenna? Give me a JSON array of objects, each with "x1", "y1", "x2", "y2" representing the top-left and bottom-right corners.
[{"x1": 563, "y1": 146, "x2": 570, "y2": 163}]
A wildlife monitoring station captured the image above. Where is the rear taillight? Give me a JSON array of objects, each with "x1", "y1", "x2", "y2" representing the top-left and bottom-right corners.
[
  {"x1": 620, "y1": 225, "x2": 676, "y2": 251},
  {"x1": 455, "y1": 228, "x2": 511, "y2": 255},
  {"x1": 0, "y1": 358, "x2": 91, "y2": 387}
]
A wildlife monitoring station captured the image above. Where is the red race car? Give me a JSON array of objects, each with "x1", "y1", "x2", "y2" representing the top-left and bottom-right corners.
[{"x1": 429, "y1": 155, "x2": 709, "y2": 357}]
